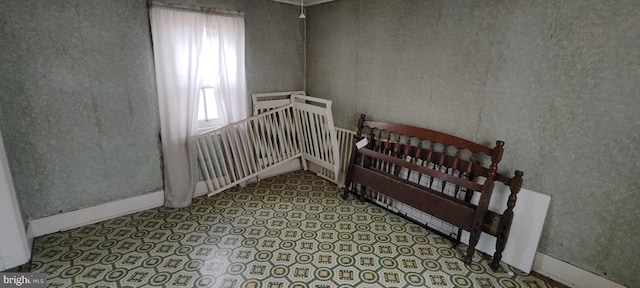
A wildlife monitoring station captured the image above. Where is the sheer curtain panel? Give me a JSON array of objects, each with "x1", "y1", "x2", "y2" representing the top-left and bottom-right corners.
[
  {"x1": 150, "y1": 6, "x2": 246, "y2": 207},
  {"x1": 202, "y1": 15, "x2": 248, "y2": 126}
]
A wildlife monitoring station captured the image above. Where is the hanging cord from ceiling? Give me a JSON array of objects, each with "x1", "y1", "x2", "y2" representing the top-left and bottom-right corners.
[
  {"x1": 299, "y1": 0, "x2": 306, "y2": 18},
  {"x1": 300, "y1": 0, "x2": 307, "y2": 91}
]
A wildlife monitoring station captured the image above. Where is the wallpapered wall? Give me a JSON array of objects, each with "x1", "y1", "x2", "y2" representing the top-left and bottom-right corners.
[
  {"x1": 306, "y1": 1, "x2": 639, "y2": 287},
  {"x1": 0, "y1": 0, "x2": 304, "y2": 220}
]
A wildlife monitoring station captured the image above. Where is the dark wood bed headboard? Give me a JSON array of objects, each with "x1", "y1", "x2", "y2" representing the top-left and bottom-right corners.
[
  {"x1": 361, "y1": 119, "x2": 498, "y2": 157},
  {"x1": 345, "y1": 113, "x2": 523, "y2": 271}
]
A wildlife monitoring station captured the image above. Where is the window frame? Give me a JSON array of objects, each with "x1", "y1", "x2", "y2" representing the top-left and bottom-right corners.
[{"x1": 196, "y1": 85, "x2": 222, "y2": 131}]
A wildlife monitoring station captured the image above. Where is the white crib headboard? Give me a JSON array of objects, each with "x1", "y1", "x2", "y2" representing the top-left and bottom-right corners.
[{"x1": 251, "y1": 91, "x2": 305, "y2": 116}]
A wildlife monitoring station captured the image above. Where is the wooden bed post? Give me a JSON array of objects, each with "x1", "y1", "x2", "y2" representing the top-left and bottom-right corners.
[
  {"x1": 359, "y1": 130, "x2": 376, "y2": 201},
  {"x1": 490, "y1": 170, "x2": 523, "y2": 270},
  {"x1": 465, "y1": 140, "x2": 504, "y2": 264},
  {"x1": 342, "y1": 114, "x2": 367, "y2": 199},
  {"x1": 346, "y1": 114, "x2": 522, "y2": 267}
]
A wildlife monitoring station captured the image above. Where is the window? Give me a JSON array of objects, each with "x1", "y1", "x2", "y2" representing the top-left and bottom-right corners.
[
  {"x1": 195, "y1": 25, "x2": 246, "y2": 131},
  {"x1": 149, "y1": 5, "x2": 247, "y2": 206},
  {"x1": 197, "y1": 86, "x2": 221, "y2": 128},
  {"x1": 196, "y1": 27, "x2": 222, "y2": 131},
  {"x1": 150, "y1": 6, "x2": 247, "y2": 134}
]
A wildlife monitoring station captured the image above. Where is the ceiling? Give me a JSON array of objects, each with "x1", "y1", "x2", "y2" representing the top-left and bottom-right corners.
[{"x1": 272, "y1": 0, "x2": 335, "y2": 7}]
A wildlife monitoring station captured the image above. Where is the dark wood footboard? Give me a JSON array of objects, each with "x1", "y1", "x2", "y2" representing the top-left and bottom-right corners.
[{"x1": 344, "y1": 114, "x2": 523, "y2": 271}]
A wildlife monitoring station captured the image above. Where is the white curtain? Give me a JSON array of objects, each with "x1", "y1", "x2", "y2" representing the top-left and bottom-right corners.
[
  {"x1": 150, "y1": 7, "x2": 246, "y2": 207},
  {"x1": 201, "y1": 16, "x2": 248, "y2": 126}
]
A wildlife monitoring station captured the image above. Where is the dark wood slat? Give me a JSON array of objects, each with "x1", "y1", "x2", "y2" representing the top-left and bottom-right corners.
[
  {"x1": 358, "y1": 148, "x2": 484, "y2": 192},
  {"x1": 351, "y1": 165, "x2": 475, "y2": 230}
]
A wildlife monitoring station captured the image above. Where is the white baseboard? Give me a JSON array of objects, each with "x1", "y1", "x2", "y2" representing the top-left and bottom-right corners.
[
  {"x1": 28, "y1": 191, "x2": 164, "y2": 238},
  {"x1": 29, "y1": 161, "x2": 305, "y2": 238},
  {"x1": 194, "y1": 180, "x2": 211, "y2": 197},
  {"x1": 532, "y1": 252, "x2": 627, "y2": 288},
  {"x1": 253, "y1": 158, "x2": 302, "y2": 182},
  {"x1": 30, "y1": 182, "x2": 221, "y2": 239},
  {"x1": 239, "y1": 158, "x2": 304, "y2": 186}
]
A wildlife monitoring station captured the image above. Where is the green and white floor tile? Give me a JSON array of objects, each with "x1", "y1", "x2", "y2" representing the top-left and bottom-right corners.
[{"x1": 32, "y1": 170, "x2": 554, "y2": 287}]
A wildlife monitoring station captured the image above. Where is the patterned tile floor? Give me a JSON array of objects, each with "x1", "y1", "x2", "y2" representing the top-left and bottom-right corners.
[{"x1": 32, "y1": 170, "x2": 553, "y2": 287}]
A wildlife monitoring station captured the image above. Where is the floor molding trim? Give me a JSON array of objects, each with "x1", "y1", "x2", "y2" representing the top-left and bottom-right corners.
[
  {"x1": 29, "y1": 162, "x2": 305, "y2": 238},
  {"x1": 252, "y1": 158, "x2": 302, "y2": 183},
  {"x1": 532, "y1": 252, "x2": 626, "y2": 288},
  {"x1": 194, "y1": 181, "x2": 210, "y2": 197},
  {"x1": 198, "y1": 158, "x2": 303, "y2": 197},
  {"x1": 27, "y1": 191, "x2": 164, "y2": 238}
]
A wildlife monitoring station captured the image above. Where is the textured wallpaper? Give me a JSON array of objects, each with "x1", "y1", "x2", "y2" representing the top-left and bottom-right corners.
[
  {"x1": 0, "y1": 0, "x2": 304, "y2": 219},
  {"x1": 306, "y1": 1, "x2": 639, "y2": 287},
  {"x1": 0, "y1": 0, "x2": 164, "y2": 220}
]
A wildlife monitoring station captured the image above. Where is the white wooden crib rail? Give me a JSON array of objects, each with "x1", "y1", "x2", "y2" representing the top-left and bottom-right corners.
[
  {"x1": 291, "y1": 95, "x2": 341, "y2": 180},
  {"x1": 251, "y1": 93, "x2": 356, "y2": 187},
  {"x1": 251, "y1": 91, "x2": 305, "y2": 115},
  {"x1": 317, "y1": 127, "x2": 356, "y2": 187},
  {"x1": 194, "y1": 95, "x2": 340, "y2": 196}
]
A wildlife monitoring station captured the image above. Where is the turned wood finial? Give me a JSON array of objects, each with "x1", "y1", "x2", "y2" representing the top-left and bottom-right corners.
[
  {"x1": 488, "y1": 140, "x2": 504, "y2": 180},
  {"x1": 358, "y1": 114, "x2": 366, "y2": 129},
  {"x1": 356, "y1": 114, "x2": 366, "y2": 138},
  {"x1": 514, "y1": 170, "x2": 524, "y2": 178},
  {"x1": 492, "y1": 140, "x2": 505, "y2": 163},
  {"x1": 509, "y1": 171, "x2": 524, "y2": 203}
]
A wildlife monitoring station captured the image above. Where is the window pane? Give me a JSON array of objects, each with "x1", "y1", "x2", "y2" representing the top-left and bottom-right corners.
[
  {"x1": 198, "y1": 87, "x2": 219, "y2": 123},
  {"x1": 198, "y1": 89, "x2": 207, "y2": 121},
  {"x1": 203, "y1": 88, "x2": 219, "y2": 119}
]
